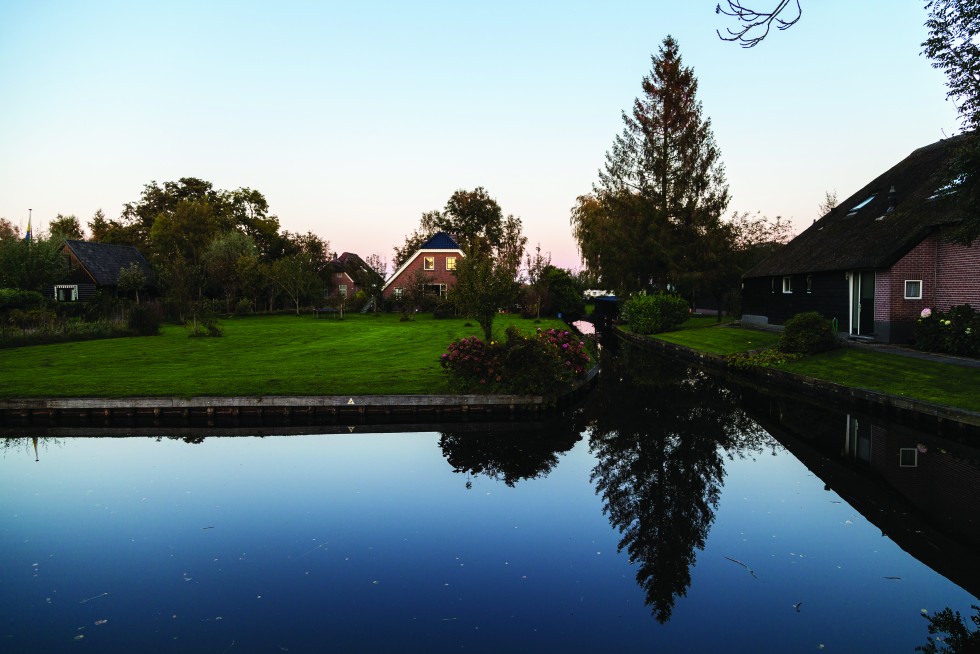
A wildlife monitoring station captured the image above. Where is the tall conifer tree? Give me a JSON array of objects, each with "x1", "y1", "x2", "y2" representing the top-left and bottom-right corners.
[{"x1": 573, "y1": 36, "x2": 729, "y2": 294}]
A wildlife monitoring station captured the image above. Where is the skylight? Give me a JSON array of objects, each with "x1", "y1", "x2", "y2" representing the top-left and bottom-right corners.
[
  {"x1": 846, "y1": 194, "x2": 876, "y2": 216},
  {"x1": 928, "y1": 175, "x2": 965, "y2": 200}
]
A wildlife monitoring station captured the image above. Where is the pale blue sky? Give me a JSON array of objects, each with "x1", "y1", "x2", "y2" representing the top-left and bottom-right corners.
[{"x1": 0, "y1": 1, "x2": 961, "y2": 270}]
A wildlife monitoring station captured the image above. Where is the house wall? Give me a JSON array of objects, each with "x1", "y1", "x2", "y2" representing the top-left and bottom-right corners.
[
  {"x1": 936, "y1": 236, "x2": 980, "y2": 310},
  {"x1": 383, "y1": 251, "x2": 460, "y2": 299},
  {"x1": 875, "y1": 234, "x2": 980, "y2": 343},
  {"x1": 741, "y1": 272, "x2": 848, "y2": 331}
]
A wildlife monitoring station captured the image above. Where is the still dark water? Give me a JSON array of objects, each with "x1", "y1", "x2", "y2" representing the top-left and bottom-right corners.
[{"x1": 2, "y1": 343, "x2": 978, "y2": 653}]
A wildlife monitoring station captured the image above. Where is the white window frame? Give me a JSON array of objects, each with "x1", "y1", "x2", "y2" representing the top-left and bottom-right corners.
[
  {"x1": 806, "y1": 275, "x2": 813, "y2": 294},
  {"x1": 338, "y1": 284, "x2": 348, "y2": 298},
  {"x1": 899, "y1": 448, "x2": 918, "y2": 468},
  {"x1": 54, "y1": 284, "x2": 79, "y2": 302},
  {"x1": 393, "y1": 288, "x2": 403, "y2": 299},
  {"x1": 904, "y1": 280, "x2": 922, "y2": 300},
  {"x1": 423, "y1": 256, "x2": 435, "y2": 271},
  {"x1": 782, "y1": 276, "x2": 793, "y2": 294}
]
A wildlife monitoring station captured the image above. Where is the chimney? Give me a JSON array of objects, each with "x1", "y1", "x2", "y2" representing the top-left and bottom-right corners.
[{"x1": 886, "y1": 185, "x2": 897, "y2": 213}]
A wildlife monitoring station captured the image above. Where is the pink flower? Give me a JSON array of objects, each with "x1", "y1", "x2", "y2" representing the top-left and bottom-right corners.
[{"x1": 920, "y1": 308, "x2": 932, "y2": 319}]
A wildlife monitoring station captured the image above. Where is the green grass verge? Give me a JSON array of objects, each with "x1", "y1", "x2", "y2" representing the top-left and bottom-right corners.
[
  {"x1": 0, "y1": 313, "x2": 572, "y2": 398},
  {"x1": 652, "y1": 324, "x2": 779, "y2": 355},
  {"x1": 780, "y1": 348, "x2": 980, "y2": 413},
  {"x1": 639, "y1": 324, "x2": 979, "y2": 412}
]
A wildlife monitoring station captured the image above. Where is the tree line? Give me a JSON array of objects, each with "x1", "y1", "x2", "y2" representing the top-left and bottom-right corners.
[{"x1": 0, "y1": 178, "x2": 386, "y2": 324}]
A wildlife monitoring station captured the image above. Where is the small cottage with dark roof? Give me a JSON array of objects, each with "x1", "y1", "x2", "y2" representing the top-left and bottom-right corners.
[
  {"x1": 325, "y1": 251, "x2": 383, "y2": 300},
  {"x1": 742, "y1": 133, "x2": 980, "y2": 343},
  {"x1": 52, "y1": 240, "x2": 153, "y2": 302},
  {"x1": 382, "y1": 231, "x2": 464, "y2": 300}
]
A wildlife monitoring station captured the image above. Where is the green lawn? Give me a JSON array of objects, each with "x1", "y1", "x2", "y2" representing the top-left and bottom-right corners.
[
  {"x1": 781, "y1": 348, "x2": 980, "y2": 412},
  {"x1": 637, "y1": 324, "x2": 979, "y2": 412},
  {"x1": 652, "y1": 323, "x2": 780, "y2": 355},
  {"x1": 0, "y1": 313, "x2": 572, "y2": 398}
]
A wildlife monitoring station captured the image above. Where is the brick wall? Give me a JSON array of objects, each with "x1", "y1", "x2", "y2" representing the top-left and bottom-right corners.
[
  {"x1": 383, "y1": 251, "x2": 461, "y2": 299},
  {"x1": 876, "y1": 236, "x2": 937, "y2": 322},
  {"x1": 936, "y1": 236, "x2": 980, "y2": 311}
]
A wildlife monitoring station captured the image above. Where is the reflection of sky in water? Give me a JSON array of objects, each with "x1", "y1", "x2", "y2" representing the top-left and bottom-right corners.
[{"x1": 1, "y1": 434, "x2": 975, "y2": 653}]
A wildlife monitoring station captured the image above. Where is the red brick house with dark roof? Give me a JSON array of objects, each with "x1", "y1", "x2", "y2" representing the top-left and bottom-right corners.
[
  {"x1": 742, "y1": 133, "x2": 980, "y2": 343},
  {"x1": 382, "y1": 232, "x2": 464, "y2": 300},
  {"x1": 325, "y1": 252, "x2": 381, "y2": 300}
]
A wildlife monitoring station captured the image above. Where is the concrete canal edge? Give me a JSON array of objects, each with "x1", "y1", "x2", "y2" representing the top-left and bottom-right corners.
[
  {"x1": 0, "y1": 365, "x2": 600, "y2": 427},
  {"x1": 614, "y1": 327, "x2": 980, "y2": 430}
]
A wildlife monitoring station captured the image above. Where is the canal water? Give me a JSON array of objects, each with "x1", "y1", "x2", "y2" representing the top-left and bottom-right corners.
[{"x1": 2, "y1": 343, "x2": 978, "y2": 653}]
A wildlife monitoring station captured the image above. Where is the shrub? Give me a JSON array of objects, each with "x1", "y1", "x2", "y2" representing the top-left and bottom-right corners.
[
  {"x1": 441, "y1": 326, "x2": 591, "y2": 395},
  {"x1": 727, "y1": 347, "x2": 802, "y2": 369},
  {"x1": 235, "y1": 298, "x2": 255, "y2": 316},
  {"x1": 0, "y1": 288, "x2": 46, "y2": 312},
  {"x1": 779, "y1": 311, "x2": 839, "y2": 354},
  {"x1": 128, "y1": 303, "x2": 162, "y2": 336},
  {"x1": 621, "y1": 294, "x2": 689, "y2": 334},
  {"x1": 915, "y1": 304, "x2": 979, "y2": 357}
]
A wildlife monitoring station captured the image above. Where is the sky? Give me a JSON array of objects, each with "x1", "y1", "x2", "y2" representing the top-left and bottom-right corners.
[{"x1": 0, "y1": 1, "x2": 963, "y2": 272}]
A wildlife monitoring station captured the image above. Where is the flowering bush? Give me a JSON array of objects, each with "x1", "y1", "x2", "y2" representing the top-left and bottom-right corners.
[
  {"x1": 915, "y1": 304, "x2": 980, "y2": 357},
  {"x1": 441, "y1": 326, "x2": 592, "y2": 394}
]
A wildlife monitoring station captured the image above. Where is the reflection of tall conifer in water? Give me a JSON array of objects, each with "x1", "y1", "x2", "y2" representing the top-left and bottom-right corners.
[{"x1": 587, "y1": 344, "x2": 757, "y2": 622}]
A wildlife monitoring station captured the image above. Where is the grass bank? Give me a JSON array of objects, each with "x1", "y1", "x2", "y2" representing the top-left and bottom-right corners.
[
  {"x1": 0, "y1": 313, "x2": 572, "y2": 398},
  {"x1": 644, "y1": 323, "x2": 980, "y2": 413}
]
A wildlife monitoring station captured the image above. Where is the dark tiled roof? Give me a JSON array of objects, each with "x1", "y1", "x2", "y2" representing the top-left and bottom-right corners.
[
  {"x1": 64, "y1": 240, "x2": 153, "y2": 286},
  {"x1": 420, "y1": 231, "x2": 461, "y2": 250},
  {"x1": 744, "y1": 133, "x2": 970, "y2": 279}
]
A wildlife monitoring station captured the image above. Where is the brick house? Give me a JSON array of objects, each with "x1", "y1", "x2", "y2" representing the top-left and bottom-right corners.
[
  {"x1": 382, "y1": 232, "x2": 463, "y2": 300},
  {"x1": 742, "y1": 133, "x2": 980, "y2": 343},
  {"x1": 325, "y1": 252, "x2": 381, "y2": 300}
]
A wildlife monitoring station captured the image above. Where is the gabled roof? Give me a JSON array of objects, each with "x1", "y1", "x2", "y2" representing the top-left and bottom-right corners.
[
  {"x1": 63, "y1": 239, "x2": 153, "y2": 286},
  {"x1": 420, "y1": 232, "x2": 461, "y2": 250},
  {"x1": 744, "y1": 133, "x2": 971, "y2": 279},
  {"x1": 382, "y1": 231, "x2": 463, "y2": 291}
]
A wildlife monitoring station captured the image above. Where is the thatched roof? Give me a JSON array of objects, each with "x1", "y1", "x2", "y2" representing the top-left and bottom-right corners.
[
  {"x1": 63, "y1": 240, "x2": 153, "y2": 286},
  {"x1": 744, "y1": 134, "x2": 970, "y2": 278}
]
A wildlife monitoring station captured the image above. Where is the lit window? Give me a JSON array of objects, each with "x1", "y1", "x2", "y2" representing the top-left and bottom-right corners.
[
  {"x1": 423, "y1": 256, "x2": 435, "y2": 271},
  {"x1": 446, "y1": 257, "x2": 456, "y2": 271},
  {"x1": 782, "y1": 276, "x2": 793, "y2": 294},
  {"x1": 904, "y1": 280, "x2": 922, "y2": 300}
]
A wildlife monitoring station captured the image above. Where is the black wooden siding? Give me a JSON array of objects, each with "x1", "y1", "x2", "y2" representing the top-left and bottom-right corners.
[{"x1": 743, "y1": 272, "x2": 849, "y2": 329}]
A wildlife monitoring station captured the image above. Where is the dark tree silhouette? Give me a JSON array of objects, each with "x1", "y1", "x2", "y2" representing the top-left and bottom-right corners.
[
  {"x1": 716, "y1": 1, "x2": 802, "y2": 47},
  {"x1": 585, "y1": 341, "x2": 766, "y2": 622}
]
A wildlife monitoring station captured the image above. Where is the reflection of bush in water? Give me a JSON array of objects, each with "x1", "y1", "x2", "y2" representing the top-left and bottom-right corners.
[{"x1": 439, "y1": 424, "x2": 581, "y2": 487}]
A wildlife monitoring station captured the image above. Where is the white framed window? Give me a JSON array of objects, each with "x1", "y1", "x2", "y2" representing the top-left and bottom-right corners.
[
  {"x1": 782, "y1": 276, "x2": 793, "y2": 294},
  {"x1": 446, "y1": 256, "x2": 456, "y2": 271},
  {"x1": 423, "y1": 256, "x2": 434, "y2": 271},
  {"x1": 899, "y1": 448, "x2": 918, "y2": 467},
  {"x1": 904, "y1": 280, "x2": 922, "y2": 300},
  {"x1": 55, "y1": 285, "x2": 78, "y2": 302},
  {"x1": 339, "y1": 284, "x2": 348, "y2": 297},
  {"x1": 393, "y1": 288, "x2": 403, "y2": 299}
]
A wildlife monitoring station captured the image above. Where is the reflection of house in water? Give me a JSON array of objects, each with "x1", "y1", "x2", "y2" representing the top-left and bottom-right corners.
[{"x1": 745, "y1": 392, "x2": 980, "y2": 599}]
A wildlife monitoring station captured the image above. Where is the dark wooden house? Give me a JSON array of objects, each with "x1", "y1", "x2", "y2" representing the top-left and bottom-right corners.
[
  {"x1": 52, "y1": 240, "x2": 153, "y2": 302},
  {"x1": 742, "y1": 134, "x2": 980, "y2": 343},
  {"x1": 382, "y1": 232, "x2": 464, "y2": 300}
]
